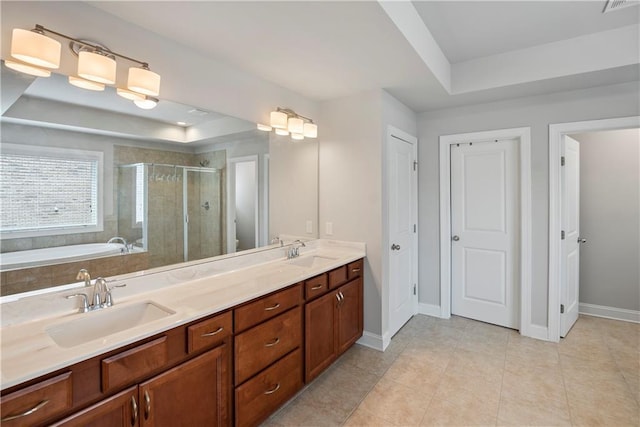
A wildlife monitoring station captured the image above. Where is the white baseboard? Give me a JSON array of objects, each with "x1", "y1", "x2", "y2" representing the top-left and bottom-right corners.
[
  {"x1": 418, "y1": 303, "x2": 445, "y2": 318},
  {"x1": 579, "y1": 303, "x2": 640, "y2": 323},
  {"x1": 357, "y1": 331, "x2": 385, "y2": 351}
]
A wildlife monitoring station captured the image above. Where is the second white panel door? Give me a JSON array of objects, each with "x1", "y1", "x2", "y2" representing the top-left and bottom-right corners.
[{"x1": 451, "y1": 139, "x2": 520, "y2": 329}]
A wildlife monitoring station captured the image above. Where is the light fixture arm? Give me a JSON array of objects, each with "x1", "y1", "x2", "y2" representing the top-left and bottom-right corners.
[
  {"x1": 33, "y1": 24, "x2": 150, "y2": 68},
  {"x1": 276, "y1": 107, "x2": 315, "y2": 124}
]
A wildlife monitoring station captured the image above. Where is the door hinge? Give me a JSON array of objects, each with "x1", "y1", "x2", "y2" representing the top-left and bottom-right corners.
[
  {"x1": 413, "y1": 224, "x2": 416, "y2": 233},
  {"x1": 413, "y1": 284, "x2": 416, "y2": 295},
  {"x1": 413, "y1": 161, "x2": 418, "y2": 171},
  {"x1": 560, "y1": 304, "x2": 565, "y2": 314},
  {"x1": 561, "y1": 230, "x2": 565, "y2": 240},
  {"x1": 561, "y1": 156, "x2": 565, "y2": 166}
]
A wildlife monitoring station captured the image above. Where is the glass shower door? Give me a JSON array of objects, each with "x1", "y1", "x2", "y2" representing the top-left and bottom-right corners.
[{"x1": 183, "y1": 168, "x2": 222, "y2": 262}]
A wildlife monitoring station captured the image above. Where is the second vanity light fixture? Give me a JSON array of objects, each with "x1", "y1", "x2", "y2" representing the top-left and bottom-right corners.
[
  {"x1": 258, "y1": 108, "x2": 318, "y2": 140},
  {"x1": 5, "y1": 25, "x2": 161, "y2": 109}
]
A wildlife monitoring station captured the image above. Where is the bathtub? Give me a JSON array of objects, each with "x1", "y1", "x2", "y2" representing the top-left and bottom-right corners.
[{"x1": 0, "y1": 243, "x2": 136, "y2": 271}]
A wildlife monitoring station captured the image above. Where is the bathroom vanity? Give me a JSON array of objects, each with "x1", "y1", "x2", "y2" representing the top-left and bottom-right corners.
[{"x1": 0, "y1": 240, "x2": 365, "y2": 427}]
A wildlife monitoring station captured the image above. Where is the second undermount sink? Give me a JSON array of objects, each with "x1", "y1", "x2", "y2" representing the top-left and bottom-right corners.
[
  {"x1": 46, "y1": 301, "x2": 175, "y2": 348},
  {"x1": 288, "y1": 255, "x2": 337, "y2": 269}
]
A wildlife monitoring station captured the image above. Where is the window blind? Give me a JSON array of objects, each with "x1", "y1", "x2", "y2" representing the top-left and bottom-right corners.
[{"x1": 0, "y1": 152, "x2": 98, "y2": 232}]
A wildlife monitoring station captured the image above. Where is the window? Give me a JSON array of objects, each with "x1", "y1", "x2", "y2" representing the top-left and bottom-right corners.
[{"x1": 0, "y1": 144, "x2": 103, "y2": 238}]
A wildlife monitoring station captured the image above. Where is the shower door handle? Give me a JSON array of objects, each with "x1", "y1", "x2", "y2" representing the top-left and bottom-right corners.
[{"x1": 185, "y1": 214, "x2": 189, "y2": 224}]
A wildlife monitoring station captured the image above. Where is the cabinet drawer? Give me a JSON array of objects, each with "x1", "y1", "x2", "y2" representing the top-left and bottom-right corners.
[
  {"x1": 347, "y1": 259, "x2": 363, "y2": 281},
  {"x1": 101, "y1": 336, "x2": 168, "y2": 392},
  {"x1": 188, "y1": 310, "x2": 232, "y2": 354},
  {"x1": 235, "y1": 306, "x2": 302, "y2": 385},
  {"x1": 235, "y1": 348, "x2": 303, "y2": 427},
  {"x1": 235, "y1": 284, "x2": 302, "y2": 333},
  {"x1": 1, "y1": 372, "x2": 72, "y2": 427},
  {"x1": 328, "y1": 265, "x2": 347, "y2": 289},
  {"x1": 304, "y1": 273, "x2": 328, "y2": 300}
]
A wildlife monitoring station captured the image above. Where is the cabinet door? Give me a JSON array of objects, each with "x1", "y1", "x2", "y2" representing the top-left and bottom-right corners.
[
  {"x1": 52, "y1": 387, "x2": 138, "y2": 427},
  {"x1": 304, "y1": 290, "x2": 338, "y2": 383},
  {"x1": 337, "y1": 278, "x2": 363, "y2": 355},
  {"x1": 139, "y1": 344, "x2": 230, "y2": 427}
]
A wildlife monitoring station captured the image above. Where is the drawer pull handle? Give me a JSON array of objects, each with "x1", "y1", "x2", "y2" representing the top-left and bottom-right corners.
[
  {"x1": 265, "y1": 337, "x2": 280, "y2": 347},
  {"x1": 264, "y1": 383, "x2": 281, "y2": 395},
  {"x1": 144, "y1": 390, "x2": 151, "y2": 420},
  {"x1": 131, "y1": 396, "x2": 138, "y2": 426},
  {"x1": 264, "y1": 302, "x2": 281, "y2": 311},
  {"x1": 311, "y1": 284, "x2": 323, "y2": 290},
  {"x1": 1, "y1": 399, "x2": 49, "y2": 422},
  {"x1": 201, "y1": 326, "x2": 224, "y2": 337},
  {"x1": 352, "y1": 268, "x2": 361, "y2": 273}
]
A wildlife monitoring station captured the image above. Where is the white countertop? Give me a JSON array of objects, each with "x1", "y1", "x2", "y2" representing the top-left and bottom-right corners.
[{"x1": 0, "y1": 239, "x2": 365, "y2": 389}]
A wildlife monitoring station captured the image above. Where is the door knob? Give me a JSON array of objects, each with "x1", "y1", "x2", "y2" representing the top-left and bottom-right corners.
[
  {"x1": 578, "y1": 238, "x2": 587, "y2": 244},
  {"x1": 391, "y1": 243, "x2": 401, "y2": 250},
  {"x1": 452, "y1": 235, "x2": 460, "y2": 241}
]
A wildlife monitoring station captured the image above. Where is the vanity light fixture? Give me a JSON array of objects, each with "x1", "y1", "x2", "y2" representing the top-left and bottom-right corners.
[
  {"x1": 263, "y1": 107, "x2": 318, "y2": 141},
  {"x1": 4, "y1": 59, "x2": 51, "y2": 77},
  {"x1": 68, "y1": 76, "x2": 105, "y2": 91},
  {"x1": 134, "y1": 96, "x2": 159, "y2": 110},
  {"x1": 5, "y1": 24, "x2": 161, "y2": 105}
]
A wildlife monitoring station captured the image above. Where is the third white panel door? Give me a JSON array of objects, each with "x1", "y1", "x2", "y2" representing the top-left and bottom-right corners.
[
  {"x1": 388, "y1": 135, "x2": 416, "y2": 337},
  {"x1": 560, "y1": 136, "x2": 580, "y2": 337},
  {"x1": 451, "y1": 139, "x2": 520, "y2": 329}
]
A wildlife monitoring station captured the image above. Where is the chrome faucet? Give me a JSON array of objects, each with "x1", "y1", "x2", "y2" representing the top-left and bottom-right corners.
[
  {"x1": 107, "y1": 236, "x2": 129, "y2": 253},
  {"x1": 66, "y1": 277, "x2": 127, "y2": 313},
  {"x1": 287, "y1": 240, "x2": 306, "y2": 259},
  {"x1": 271, "y1": 236, "x2": 284, "y2": 247},
  {"x1": 76, "y1": 269, "x2": 91, "y2": 287}
]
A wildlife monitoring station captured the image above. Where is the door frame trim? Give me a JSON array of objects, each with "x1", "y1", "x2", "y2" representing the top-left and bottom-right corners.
[
  {"x1": 383, "y1": 125, "x2": 418, "y2": 348},
  {"x1": 439, "y1": 127, "x2": 532, "y2": 335},
  {"x1": 548, "y1": 116, "x2": 640, "y2": 342}
]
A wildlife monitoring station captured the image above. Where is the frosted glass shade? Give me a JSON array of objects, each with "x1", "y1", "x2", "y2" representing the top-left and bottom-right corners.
[
  {"x1": 257, "y1": 123, "x2": 272, "y2": 131},
  {"x1": 11, "y1": 29, "x2": 61, "y2": 69},
  {"x1": 134, "y1": 97, "x2": 158, "y2": 109},
  {"x1": 4, "y1": 60, "x2": 51, "y2": 77},
  {"x1": 128, "y1": 67, "x2": 161, "y2": 96},
  {"x1": 287, "y1": 117, "x2": 304, "y2": 134},
  {"x1": 78, "y1": 51, "x2": 116, "y2": 84},
  {"x1": 270, "y1": 111, "x2": 288, "y2": 129},
  {"x1": 291, "y1": 133, "x2": 304, "y2": 141},
  {"x1": 275, "y1": 128, "x2": 289, "y2": 136},
  {"x1": 116, "y1": 88, "x2": 145, "y2": 101},
  {"x1": 303, "y1": 122, "x2": 318, "y2": 138},
  {"x1": 69, "y1": 76, "x2": 105, "y2": 91}
]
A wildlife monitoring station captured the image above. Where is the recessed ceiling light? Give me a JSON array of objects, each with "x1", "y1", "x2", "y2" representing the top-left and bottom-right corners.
[{"x1": 177, "y1": 121, "x2": 187, "y2": 126}]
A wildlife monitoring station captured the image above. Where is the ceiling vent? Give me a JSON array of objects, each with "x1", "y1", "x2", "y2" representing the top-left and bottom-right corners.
[{"x1": 603, "y1": 0, "x2": 640, "y2": 13}]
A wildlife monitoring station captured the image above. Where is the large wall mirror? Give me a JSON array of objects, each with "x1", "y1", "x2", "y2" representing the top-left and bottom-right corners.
[{"x1": 0, "y1": 67, "x2": 319, "y2": 297}]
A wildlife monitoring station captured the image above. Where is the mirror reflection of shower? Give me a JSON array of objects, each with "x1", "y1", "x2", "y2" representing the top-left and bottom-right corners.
[{"x1": 117, "y1": 163, "x2": 223, "y2": 268}]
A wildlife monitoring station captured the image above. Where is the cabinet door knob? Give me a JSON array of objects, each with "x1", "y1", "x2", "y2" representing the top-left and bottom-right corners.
[
  {"x1": 144, "y1": 390, "x2": 151, "y2": 420},
  {"x1": 131, "y1": 396, "x2": 138, "y2": 427},
  {"x1": 264, "y1": 383, "x2": 281, "y2": 395},
  {"x1": 201, "y1": 326, "x2": 224, "y2": 337},
  {"x1": 0, "y1": 399, "x2": 49, "y2": 422},
  {"x1": 264, "y1": 302, "x2": 281, "y2": 311},
  {"x1": 265, "y1": 337, "x2": 280, "y2": 347}
]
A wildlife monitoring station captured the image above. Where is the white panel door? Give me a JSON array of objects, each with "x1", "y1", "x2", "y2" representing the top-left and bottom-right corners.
[
  {"x1": 451, "y1": 140, "x2": 520, "y2": 328},
  {"x1": 388, "y1": 134, "x2": 417, "y2": 337},
  {"x1": 561, "y1": 136, "x2": 580, "y2": 337}
]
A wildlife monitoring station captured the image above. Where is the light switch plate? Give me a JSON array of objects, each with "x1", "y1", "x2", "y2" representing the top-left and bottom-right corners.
[
  {"x1": 306, "y1": 220, "x2": 313, "y2": 234},
  {"x1": 325, "y1": 222, "x2": 333, "y2": 236}
]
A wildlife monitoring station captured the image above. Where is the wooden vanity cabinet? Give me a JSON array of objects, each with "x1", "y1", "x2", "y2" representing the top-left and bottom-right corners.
[
  {"x1": 305, "y1": 260, "x2": 363, "y2": 383},
  {"x1": 233, "y1": 283, "x2": 304, "y2": 427}
]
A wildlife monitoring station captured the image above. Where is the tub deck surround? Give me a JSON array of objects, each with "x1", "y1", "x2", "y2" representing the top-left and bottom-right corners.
[{"x1": 0, "y1": 239, "x2": 365, "y2": 390}]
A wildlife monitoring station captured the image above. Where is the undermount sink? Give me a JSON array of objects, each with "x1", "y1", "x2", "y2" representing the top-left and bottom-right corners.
[
  {"x1": 46, "y1": 301, "x2": 175, "y2": 348},
  {"x1": 288, "y1": 255, "x2": 337, "y2": 269}
]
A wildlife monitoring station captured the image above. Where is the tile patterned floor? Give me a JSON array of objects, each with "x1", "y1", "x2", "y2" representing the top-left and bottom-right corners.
[{"x1": 264, "y1": 314, "x2": 639, "y2": 426}]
